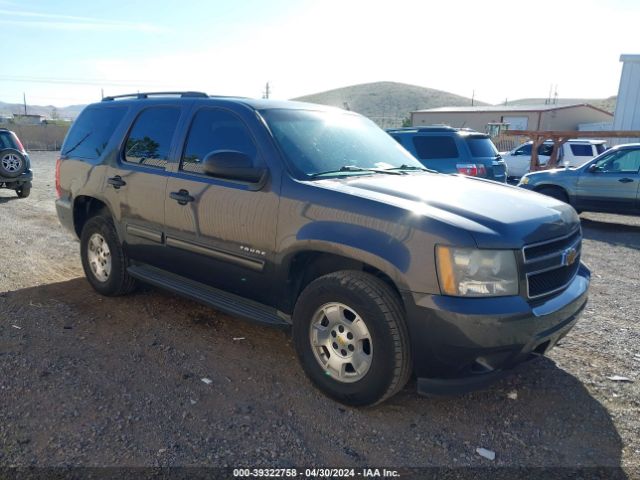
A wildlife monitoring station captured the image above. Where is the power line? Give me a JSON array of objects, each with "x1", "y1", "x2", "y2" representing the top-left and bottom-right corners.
[{"x1": 0, "y1": 74, "x2": 173, "y2": 88}]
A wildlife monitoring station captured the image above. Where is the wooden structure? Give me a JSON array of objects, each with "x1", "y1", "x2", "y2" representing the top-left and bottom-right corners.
[{"x1": 508, "y1": 130, "x2": 640, "y2": 171}]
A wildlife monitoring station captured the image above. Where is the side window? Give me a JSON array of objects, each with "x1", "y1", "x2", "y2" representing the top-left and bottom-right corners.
[
  {"x1": 62, "y1": 107, "x2": 127, "y2": 160},
  {"x1": 123, "y1": 107, "x2": 180, "y2": 168},
  {"x1": 595, "y1": 144, "x2": 607, "y2": 155},
  {"x1": 515, "y1": 144, "x2": 532, "y2": 155},
  {"x1": 570, "y1": 144, "x2": 594, "y2": 156},
  {"x1": 412, "y1": 135, "x2": 459, "y2": 160},
  {"x1": 390, "y1": 135, "x2": 403, "y2": 145},
  {"x1": 181, "y1": 109, "x2": 257, "y2": 175},
  {"x1": 0, "y1": 132, "x2": 17, "y2": 149},
  {"x1": 593, "y1": 150, "x2": 640, "y2": 173},
  {"x1": 538, "y1": 144, "x2": 554, "y2": 156}
]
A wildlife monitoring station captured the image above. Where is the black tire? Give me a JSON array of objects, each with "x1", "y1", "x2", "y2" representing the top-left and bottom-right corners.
[
  {"x1": 537, "y1": 186, "x2": 569, "y2": 204},
  {"x1": 80, "y1": 214, "x2": 137, "y2": 296},
  {"x1": 292, "y1": 271, "x2": 411, "y2": 406},
  {"x1": 16, "y1": 181, "x2": 31, "y2": 198},
  {"x1": 0, "y1": 149, "x2": 26, "y2": 178}
]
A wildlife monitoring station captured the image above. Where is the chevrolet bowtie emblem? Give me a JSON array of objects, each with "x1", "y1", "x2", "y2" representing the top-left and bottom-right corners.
[{"x1": 561, "y1": 247, "x2": 578, "y2": 267}]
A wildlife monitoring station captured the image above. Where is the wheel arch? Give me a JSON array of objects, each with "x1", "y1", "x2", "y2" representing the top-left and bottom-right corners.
[
  {"x1": 279, "y1": 246, "x2": 406, "y2": 315},
  {"x1": 73, "y1": 195, "x2": 115, "y2": 238}
]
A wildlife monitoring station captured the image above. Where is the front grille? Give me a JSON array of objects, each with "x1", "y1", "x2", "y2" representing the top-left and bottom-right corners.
[{"x1": 523, "y1": 228, "x2": 582, "y2": 299}]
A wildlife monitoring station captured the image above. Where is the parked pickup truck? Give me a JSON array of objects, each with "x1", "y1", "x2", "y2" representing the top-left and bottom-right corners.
[
  {"x1": 502, "y1": 139, "x2": 608, "y2": 180},
  {"x1": 56, "y1": 92, "x2": 590, "y2": 405}
]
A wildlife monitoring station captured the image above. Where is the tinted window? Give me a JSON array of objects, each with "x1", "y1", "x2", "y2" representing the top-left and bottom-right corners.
[
  {"x1": 124, "y1": 107, "x2": 180, "y2": 168},
  {"x1": 515, "y1": 144, "x2": 532, "y2": 155},
  {"x1": 593, "y1": 149, "x2": 640, "y2": 173},
  {"x1": 0, "y1": 131, "x2": 17, "y2": 150},
  {"x1": 465, "y1": 137, "x2": 498, "y2": 157},
  {"x1": 181, "y1": 109, "x2": 257, "y2": 175},
  {"x1": 570, "y1": 144, "x2": 594, "y2": 156},
  {"x1": 595, "y1": 143, "x2": 607, "y2": 154},
  {"x1": 539, "y1": 144, "x2": 554, "y2": 156},
  {"x1": 62, "y1": 107, "x2": 126, "y2": 160},
  {"x1": 412, "y1": 136, "x2": 459, "y2": 159}
]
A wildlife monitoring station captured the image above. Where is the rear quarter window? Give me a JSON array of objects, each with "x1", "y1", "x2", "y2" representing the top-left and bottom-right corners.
[
  {"x1": 62, "y1": 107, "x2": 127, "y2": 160},
  {"x1": 570, "y1": 144, "x2": 595, "y2": 156},
  {"x1": 465, "y1": 137, "x2": 498, "y2": 157},
  {"x1": 0, "y1": 131, "x2": 17, "y2": 150},
  {"x1": 412, "y1": 135, "x2": 459, "y2": 159}
]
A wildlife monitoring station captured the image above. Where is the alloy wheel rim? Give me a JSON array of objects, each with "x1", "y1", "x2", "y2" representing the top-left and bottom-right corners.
[
  {"x1": 2, "y1": 154, "x2": 22, "y2": 172},
  {"x1": 309, "y1": 302, "x2": 373, "y2": 383},
  {"x1": 87, "y1": 233, "x2": 112, "y2": 282}
]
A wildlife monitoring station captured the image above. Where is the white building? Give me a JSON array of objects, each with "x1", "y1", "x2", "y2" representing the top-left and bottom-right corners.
[{"x1": 613, "y1": 54, "x2": 640, "y2": 144}]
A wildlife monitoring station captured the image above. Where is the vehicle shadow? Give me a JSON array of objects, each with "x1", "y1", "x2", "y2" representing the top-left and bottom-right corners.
[
  {"x1": 0, "y1": 278, "x2": 628, "y2": 473},
  {"x1": 580, "y1": 217, "x2": 640, "y2": 250},
  {"x1": 0, "y1": 193, "x2": 18, "y2": 204}
]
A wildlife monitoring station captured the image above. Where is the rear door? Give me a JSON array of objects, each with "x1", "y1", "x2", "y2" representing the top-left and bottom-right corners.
[
  {"x1": 162, "y1": 106, "x2": 279, "y2": 305},
  {"x1": 575, "y1": 148, "x2": 640, "y2": 213},
  {"x1": 104, "y1": 103, "x2": 186, "y2": 267}
]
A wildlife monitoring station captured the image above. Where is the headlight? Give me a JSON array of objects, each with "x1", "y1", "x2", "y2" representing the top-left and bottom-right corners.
[
  {"x1": 519, "y1": 176, "x2": 529, "y2": 185},
  {"x1": 436, "y1": 246, "x2": 519, "y2": 297}
]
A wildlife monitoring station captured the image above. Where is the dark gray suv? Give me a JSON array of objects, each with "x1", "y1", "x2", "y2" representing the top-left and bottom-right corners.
[{"x1": 56, "y1": 92, "x2": 590, "y2": 405}]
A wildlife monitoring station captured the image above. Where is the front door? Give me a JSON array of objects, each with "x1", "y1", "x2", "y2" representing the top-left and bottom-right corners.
[
  {"x1": 575, "y1": 148, "x2": 640, "y2": 213},
  {"x1": 163, "y1": 107, "x2": 279, "y2": 305},
  {"x1": 104, "y1": 105, "x2": 184, "y2": 267}
]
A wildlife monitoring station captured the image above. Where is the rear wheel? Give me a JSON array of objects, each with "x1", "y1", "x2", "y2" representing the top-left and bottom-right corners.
[
  {"x1": 80, "y1": 214, "x2": 137, "y2": 296},
  {"x1": 537, "y1": 186, "x2": 569, "y2": 204},
  {"x1": 293, "y1": 271, "x2": 411, "y2": 406},
  {"x1": 16, "y1": 181, "x2": 31, "y2": 198}
]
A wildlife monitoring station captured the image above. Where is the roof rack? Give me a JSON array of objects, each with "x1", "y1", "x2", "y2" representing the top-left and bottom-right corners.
[{"x1": 102, "y1": 91, "x2": 208, "y2": 102}]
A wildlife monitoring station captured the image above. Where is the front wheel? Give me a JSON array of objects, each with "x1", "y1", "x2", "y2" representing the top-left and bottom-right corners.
[
  {"x1": 80, "y1": 214, "x2": 137, "y2": 296},
  {"x1": 292, "y1": 271, "x2": 411, "y2": 406},
  {"x1": 537, "y1": 186, "x2": 569, "y2": 204}
]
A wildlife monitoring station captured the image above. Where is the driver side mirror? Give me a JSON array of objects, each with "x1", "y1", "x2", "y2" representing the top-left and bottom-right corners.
[
  {"x1": 587, "y1": 163, "x2": 598, "y2": 173},
  {"x1": 202, "y1": 150, "x2": 266, "y2": 183}
]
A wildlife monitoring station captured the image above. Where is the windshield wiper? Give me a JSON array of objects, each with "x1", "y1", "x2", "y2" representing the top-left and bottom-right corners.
[
  {"x1": 309, "y1": 165, "x2": 404, "y2": 178},
  {"x1": 385, "y1": 164, "x2": 437, "y2": 173}
]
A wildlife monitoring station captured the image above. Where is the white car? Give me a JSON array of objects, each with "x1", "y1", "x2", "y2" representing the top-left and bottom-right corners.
[{"x1": 502, "y1": 139, "x2": 608, "y2": 179}]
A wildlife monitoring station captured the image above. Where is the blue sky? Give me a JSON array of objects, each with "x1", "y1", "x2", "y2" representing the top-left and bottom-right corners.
[{"x1": 2, "y1": 0, "x2": 639, "y2": 107}]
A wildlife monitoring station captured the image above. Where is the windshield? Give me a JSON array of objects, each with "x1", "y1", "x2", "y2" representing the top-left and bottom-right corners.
[{"x1": 260, "y1": 109, "x2": 424, "y2": 178}]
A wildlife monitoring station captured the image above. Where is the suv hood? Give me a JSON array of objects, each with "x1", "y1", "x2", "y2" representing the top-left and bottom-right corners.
[{"x1": 319, "y1": 172, "x2": 579, "y2": 248}]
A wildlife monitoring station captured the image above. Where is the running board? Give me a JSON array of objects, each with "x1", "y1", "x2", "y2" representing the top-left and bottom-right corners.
[{"x1": 127, "y1": 264, "x2": 291, "y2": 328}]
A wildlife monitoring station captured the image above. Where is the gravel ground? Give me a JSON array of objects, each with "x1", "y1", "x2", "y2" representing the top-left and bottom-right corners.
[{"x1": 0, "y1": 152, "x2": 638, "y2": 475}]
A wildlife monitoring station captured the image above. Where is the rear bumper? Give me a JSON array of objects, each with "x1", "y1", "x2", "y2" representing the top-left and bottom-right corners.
[
  {"x1": 55, "y1": 197, "x2": 76, "y2": 237},
  {"x1": 0, "y1": 170, "x2": 32, "y2": 186},
  {"x1": 403, "y1": 263, "x2": 590, "y2": 395}
]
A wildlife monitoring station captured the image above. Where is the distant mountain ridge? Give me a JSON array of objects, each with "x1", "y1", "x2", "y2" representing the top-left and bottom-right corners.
[
  {"x1": 0, "y1": 101, "x2": 84, "y2": 120},
  {"x1": 0, "y1": 83, "x2": 617, "y2": 126},
  {"x1": 293, "y1": 81, "x2": 488, "y2": 128}
]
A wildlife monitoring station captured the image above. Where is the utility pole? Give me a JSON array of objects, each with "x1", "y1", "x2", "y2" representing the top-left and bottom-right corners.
[
  {"x1": 471, "y1": 90, "x2": 475, "y2": 107},
  {"x1": 262, "y1": 82, "x2": 271, "y2": 99},
  {"x1": 23, "y1": 93, "x2": 27, "y2": 115}
]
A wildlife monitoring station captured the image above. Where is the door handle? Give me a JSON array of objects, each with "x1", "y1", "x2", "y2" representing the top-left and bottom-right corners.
[
  {"x1": 618, "y1": 178, "x2": 634, "y2": 183},
  {"x1": 107, "y1": 176, "x2": 126, "y2": 189},
  {"x1": 170, "y1": 189, "x2": 195, "y2": 205}
]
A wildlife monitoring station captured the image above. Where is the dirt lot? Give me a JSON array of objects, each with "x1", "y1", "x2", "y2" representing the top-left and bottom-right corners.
[{"x1": 1, "y1": 152, "x2": 639, "y2": 475}]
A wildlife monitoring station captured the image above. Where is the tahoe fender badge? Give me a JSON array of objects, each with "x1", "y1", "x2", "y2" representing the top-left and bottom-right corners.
[{"x1": 240, "y1": 245, "x2": 267, "y2": 257}]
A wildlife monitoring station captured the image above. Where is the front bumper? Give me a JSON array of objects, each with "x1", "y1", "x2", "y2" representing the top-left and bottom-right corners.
[{"x1": 403, "y1": 263, "x2": 590, "y2": 395}]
